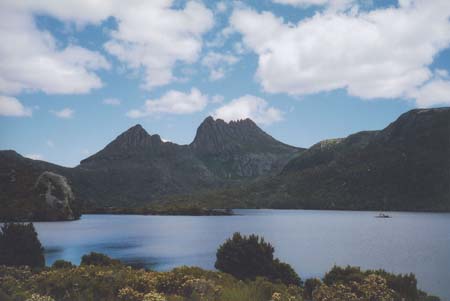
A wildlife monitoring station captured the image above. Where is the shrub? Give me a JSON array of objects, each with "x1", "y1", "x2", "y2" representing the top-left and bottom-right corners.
[
  {"x1": 0, "y1": 289, "x2": 13, "y2": 301},
  {"x1": 51, "y1": 260, "x2": 75, "y2": 269},
  {"x1": 26, "y1": 294, "x2": 55, "y2": 301},
  {"x1": 323, "y1": 265, "x2": 439, "y2": 301},
  {"x1": 117, "y1": 287, "x2": 144, "y2": 301},
  {"x1": 370, "y1": 269, "x2": 419, "y2": 300},
  {"x1": 303, "y1": 278, "x2": 322, "y2": 300},
  {"x1": 80, "y1": 252, "x2": 121, "y2": 266},
  {"x1": 215, "y1": 232, "x2": 301, "y2": 286},
  {"x1": 142, "y1": 292, "x2": 166, "y2": 301},
  {"x1": 0, "y1": 223, "x2": 45, "y2": 268},
  {"x1": 271, "y1": 259, "x2": 301, "y2": 286},
  {"x1": 0, "y1": 264, "x2": 438, "y2": 301},
  {"x1": 323, "y1": 265, "x2": 364, "y2": 286},
  {"x1": 312, "y1": 274, "x2": 396, "y2": 301}
]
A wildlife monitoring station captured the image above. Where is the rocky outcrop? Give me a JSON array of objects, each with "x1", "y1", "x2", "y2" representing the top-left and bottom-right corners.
[
  {"x1": 0, "y1": 151, "x2": 81, "y2": 221},
  {"x1": 32, "y1": 172, "x2": 76, "y2": 221}
]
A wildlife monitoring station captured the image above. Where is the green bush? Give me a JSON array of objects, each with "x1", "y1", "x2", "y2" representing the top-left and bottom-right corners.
[
  {"x1": 215, "y1": 232, "x2": 301, "y2": 286},
  {"x1": 323, "y1": 265, "x2": 365, "y2": 286},
  {"x1": 0, "y1": 264, "x2": 304, "y2": 301},
  {"x1": 303, "y1": 278, "x2": 322, "y2": 300},
  {"x1": 271, "y1": 259, "x2": 301, "y2": 286},
  {"x1": 0, "y1": 262, "x2": 439, "y2": 301},
  {"x1": 313, "y1": 274, "x2": 396, "y2": 301},
  {"x1": 80, "y1": 252, "x2": 122, "y2": 266},
  {"x1": 323, "y1": 265, "x2": 440, "y2": 301},
  {"x1": 0, "y1": 223, "x2": 45, "y2": 268},
  {"x1": 51, "y1": 260, "x2": 75, "y2": 269}
]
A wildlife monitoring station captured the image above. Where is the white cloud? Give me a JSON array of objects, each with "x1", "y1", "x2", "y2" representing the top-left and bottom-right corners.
[
  {"x1": 7, "y1": 1, "x2": 114, "y2": 26},
  {"x1": 212, "y1": 94, "x2": 224, "y2": 104},
  {"x1": 25, "y1": 154, "x2": 43, "y2": 160},
  {"x1": 213, "y1": 95, "x2": 283, "y2": 125},
  {"x1": 127, "y1": 88, "x2": 208, "y2": 118},
  {"x1": 205, "y1": 26, "x2": 235, "y2": 49},
  {"x1": 0, "y1": 1, "x2": 213, "y2": 94},
  {"x1": 103, "y1": 98, "x2": 121, "y2": 106},
  {"x1": 233, "y1": 42, "x2": 246, "y2": 55},
  {"x1": 230, "y1": 1, "x2": 450, "y2": 104},
  {"x1": 216, "y1": 2, "x2": 228, "y2": 13},
  {"x1": 272, "y1": 0, "x2": 356, "y2": 11},
  {"x1": 46, "y1": 140, "x2": 54, "y2": 148},
  {"x1": 410, "y1": 77, "x2": 450, "y2": 108},
  {"x1": 273, "y1": 0, "x2": 332, "y2": 5},
  {"x1": 104, "y1": 1, "x2": 214, "y2": 89},
  {"x1": 202, "y1": 51, "x2": 239, "y2": 81},
  {"x1": 0, "y1": 3, "x2": 110, "y2": 95},
  {"x1": 0, "y1": 95, "x2": 32, "y2": 117},
  {"x1": 51, "y1": 108, "x2": 74, "y2": 119}
]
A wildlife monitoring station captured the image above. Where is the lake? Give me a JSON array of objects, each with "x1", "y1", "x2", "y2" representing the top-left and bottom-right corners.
[{"x1": 33, "y1": 210, "x2": 450, "y2": 300}]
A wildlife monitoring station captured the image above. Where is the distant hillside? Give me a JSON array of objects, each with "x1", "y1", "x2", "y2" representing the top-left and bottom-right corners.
[
  {"x1": 0, "y1": 117, "x2": 300, "y2": 219},
  {"x1": 2, "y1": 108, "x2": 450, "y2": 220},
  {"x1": 189, "y1": 108, "x2": 450, "y2": 211}
]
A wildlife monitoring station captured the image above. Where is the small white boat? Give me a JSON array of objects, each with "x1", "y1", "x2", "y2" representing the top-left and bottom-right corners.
[{"x1": 375, "y1": 212, "x2": 391, "y2": 218}]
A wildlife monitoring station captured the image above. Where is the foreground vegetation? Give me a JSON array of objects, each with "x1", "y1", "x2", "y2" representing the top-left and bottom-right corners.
[
  {"x1": 0, "y1": 223, "x2": 441, "y2": 301},
  {"x1": 0, "y1": 262, "x2": 440, "y2": 301}
]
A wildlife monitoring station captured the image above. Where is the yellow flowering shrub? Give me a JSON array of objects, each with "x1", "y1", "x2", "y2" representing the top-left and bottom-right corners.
[
  {"x1": 312, "y1": 274, "x2": 396, "y2": 301},
  {"x1": 143, "y1": 291, "x2": 166, "y2": 301},
  {"x1": 117, "y1": 287, "x2": 144, "y2": 301},
  {"x1": 26, "y1": 294, "x2": 55, "y2": 301}
]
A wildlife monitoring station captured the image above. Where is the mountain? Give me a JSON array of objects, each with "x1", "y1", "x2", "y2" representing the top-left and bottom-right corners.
[
  {"x1": 73, "y1": 124, "x2": 214, "y2": 207},
  {"x1": 191, "y1": 117, "x2": 300, "y2": 178},
  {"x1": 0, "y1": 117, "x2": 300, "y2": 219},
  {"x1": 72, "y1": 117, "x2": 299, "y2": 207},
  {"x1": 202, "y1": 108, "x2": 450, "y2": 211},
  {"x1": 2, "y1": 108, "x2": 450, "y2": 220}
]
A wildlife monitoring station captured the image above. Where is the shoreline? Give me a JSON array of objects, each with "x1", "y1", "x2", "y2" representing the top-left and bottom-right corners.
[{"x1": 3, "y1": 207, "x2": 450, "y2": 223}]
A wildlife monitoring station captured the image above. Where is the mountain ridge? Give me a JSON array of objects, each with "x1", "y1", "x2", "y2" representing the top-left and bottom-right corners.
[
  {"x1": 1, "y1": 116, "x2": 301, "y2": 219},
  {"x1": 190, "y1": 107, "x2": 450, "y2": 211},
  {"x1": 1, "y1": 108, "x2": 450, "y2": 221}
]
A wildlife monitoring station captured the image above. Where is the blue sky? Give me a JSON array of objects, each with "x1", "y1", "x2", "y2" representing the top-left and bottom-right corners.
[{"x1": 1, "y1": 0, "x2": 450, "y2": 167}]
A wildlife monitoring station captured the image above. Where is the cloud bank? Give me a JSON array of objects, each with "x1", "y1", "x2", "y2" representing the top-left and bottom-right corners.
[
  {"x1": 0, "y1": 95, "x2": 32, "y2": 117},
  {"x1": 213, "y1": 95, "x2": 283, "y2": 125},
  {"x1": 127, "y1": 88, "x2": 209, "y2": 118},
  {"x1": 231, "y1": 0, "x2": 450, "y2": 106}
]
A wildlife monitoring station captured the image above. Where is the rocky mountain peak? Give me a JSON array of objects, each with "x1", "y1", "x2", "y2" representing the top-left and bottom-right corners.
[
  {"x1": 115, "y1": 124, "x2": 151, "y2": 146},
  {"x1": 191, "y1": 116, "x2": 298, "y2": 155},
  {"x1": 80, "y1": 124, "x2": 165, "y2": 165},
  {"x1": 197, "y1": 116, "x2": 258, "y2": 131}
]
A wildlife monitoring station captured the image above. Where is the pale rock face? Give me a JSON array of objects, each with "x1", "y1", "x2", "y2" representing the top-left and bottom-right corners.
[{"x1": 34, "y1": 171, "x2": 75, "y2": 220}]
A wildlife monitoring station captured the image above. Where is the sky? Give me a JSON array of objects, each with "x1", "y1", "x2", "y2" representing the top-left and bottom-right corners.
[{"x1": 1, "y1": 0, "x2": 450, "y2": 167}]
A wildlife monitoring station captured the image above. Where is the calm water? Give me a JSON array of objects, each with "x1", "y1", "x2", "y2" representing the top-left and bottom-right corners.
[{"x1": 33, "y1": 210, "x2": 450, "y2": 300}]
